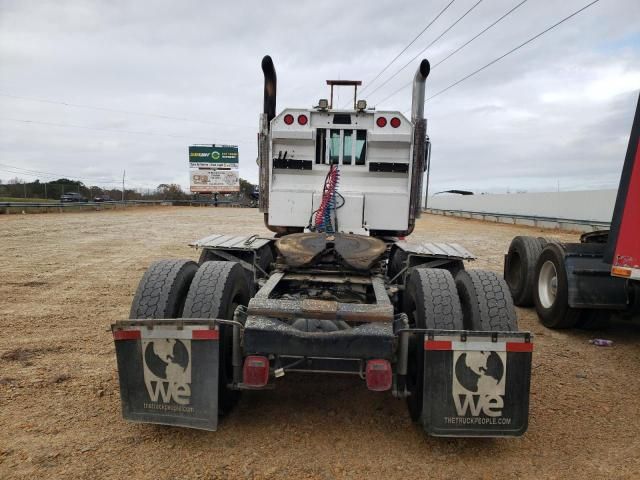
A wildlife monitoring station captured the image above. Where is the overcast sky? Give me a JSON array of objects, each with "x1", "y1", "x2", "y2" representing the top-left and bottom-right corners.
[{"x1": 0, "y1": 0, "x2": 638, "y2": 194}]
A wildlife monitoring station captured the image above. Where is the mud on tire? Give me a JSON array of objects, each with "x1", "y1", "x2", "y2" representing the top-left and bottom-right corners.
[{"x1": 129, "y1": 259, "x2": 199, "y2": 319}]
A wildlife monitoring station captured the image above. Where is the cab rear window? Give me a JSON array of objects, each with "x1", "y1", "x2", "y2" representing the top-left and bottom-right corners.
[{"x1": 316, "y1": 128, "x2": 366, "y2": 166}]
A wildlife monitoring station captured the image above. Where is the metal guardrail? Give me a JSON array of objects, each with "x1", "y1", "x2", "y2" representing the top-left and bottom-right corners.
[
  {"x1": 0, "y1": 199, "x2": 252, "y2": 211},
  {"x1": 425, "y1": 207, "x2": 611, "y2": 232},
  {"x1": 0, "y1": 200, "x2": 163, "y2": 208}
]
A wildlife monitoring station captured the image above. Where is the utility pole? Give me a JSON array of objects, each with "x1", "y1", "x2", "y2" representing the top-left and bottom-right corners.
[{"x1": 122, "y1": 170, "x2": 126, "y2": 203}]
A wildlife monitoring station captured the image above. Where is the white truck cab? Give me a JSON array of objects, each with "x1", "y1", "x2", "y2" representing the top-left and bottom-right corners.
[{"x1": 258, "y1": 57, "x2": 431, "y2": 237}]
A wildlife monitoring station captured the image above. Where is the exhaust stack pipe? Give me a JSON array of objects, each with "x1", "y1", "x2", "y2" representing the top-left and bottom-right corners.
[
  {"x1": 262, "y1": 55, "x2": 277, "y2": 126},
  {"x1": 411, "y1": 59, "x2": 430, "y2": 122},
  {"x1": 404, "y1": 59, "x2": 431, "y2": 237},
  {"x1": 259, "y1": 55, "x2": 299, "y2": 234}
]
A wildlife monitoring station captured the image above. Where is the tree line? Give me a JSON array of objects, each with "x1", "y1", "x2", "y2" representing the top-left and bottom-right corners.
[{"x1": 0, "y1": 177, "x2": 258, "y2": 203}]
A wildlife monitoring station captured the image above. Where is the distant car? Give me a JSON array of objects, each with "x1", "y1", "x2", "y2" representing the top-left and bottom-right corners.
[
  {"x1": 93, "y1": 194, "x2": 112, "y2": 202},
  {"x1": 60, "y1": 192, "x2": 87, "y2": 202}
]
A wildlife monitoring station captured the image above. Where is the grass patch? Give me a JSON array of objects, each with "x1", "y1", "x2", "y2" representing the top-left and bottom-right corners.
[{"x1": 0, "y1": 197, "x2": 57, "y2": 203}]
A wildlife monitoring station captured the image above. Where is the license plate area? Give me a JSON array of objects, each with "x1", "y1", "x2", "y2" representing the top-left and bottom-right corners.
[
  {"x1": 112, "y1": 320, "x2": 220, "y2": 431},
  {"x1": 422, "y1": 330, "x2": 532, "y2": 437}
]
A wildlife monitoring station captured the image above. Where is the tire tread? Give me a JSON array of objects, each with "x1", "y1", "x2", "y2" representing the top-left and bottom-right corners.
[
  {"x1": 411, "y1": 268, "x2": 463, "y2": 329},
  {"x1": 129, "y1": 259, "x2": 198, "y2": 319},
  {"x1": 457, "y1": 269, "x2": 518, "y2": 331}
]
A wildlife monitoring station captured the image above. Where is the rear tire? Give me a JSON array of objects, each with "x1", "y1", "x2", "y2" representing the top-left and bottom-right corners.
[
  {"x1": 129, "y1": 259, "x2": 198, "y2": 319},
  {"x1": 183, "y1": 261, "x2": 251, "y2": 414},
  {"x1": 403, "y1": 268, "x2": 463, "y2": 421},
  {"x1": 504, "y1": 236, "x2": 545, "y2": 307},
  {"x1": 533, "y1": 244, "x2": 581, "y2": 329},
  {"x1": 456, "y1": 269, "x2": 518, "y2": 331}
]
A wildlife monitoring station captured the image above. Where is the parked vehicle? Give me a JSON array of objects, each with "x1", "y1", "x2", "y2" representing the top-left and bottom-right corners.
[
  {"x1": 93, "y1": 194, "x2": 112, "y2": 202},
  {"x1": 504, "y1": 94, "x2": 640, "y2": 328},
  {"x1": 112, "y1": 55, "x2": 533, "y2": 437}
]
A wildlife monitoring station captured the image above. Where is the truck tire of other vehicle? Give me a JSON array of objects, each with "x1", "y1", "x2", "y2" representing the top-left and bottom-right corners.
[
  {"x1": 504, "y1": 236, "x2": 547, "y2": 307},
  {"x1": 533, "y1": 244, "x2": 581, "y2": 329}
]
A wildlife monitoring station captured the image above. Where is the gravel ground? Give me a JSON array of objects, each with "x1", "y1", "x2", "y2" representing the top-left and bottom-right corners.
[{"x1": 1, "y1": 206, "x2": 639, "y2": 479}]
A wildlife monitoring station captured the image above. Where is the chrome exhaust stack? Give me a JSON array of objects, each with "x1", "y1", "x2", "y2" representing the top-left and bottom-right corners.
[
  {"x1": 405, "y1": 59, "x2": 430, "y2": 236},
  {"x1": 411, "y1": 59, "x2": 430, "y2": 123}
]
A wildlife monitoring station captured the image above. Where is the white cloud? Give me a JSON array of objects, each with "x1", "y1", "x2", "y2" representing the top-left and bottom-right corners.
[{"x1": 0, "y1": 0, "x2": 638, "y2": 194}]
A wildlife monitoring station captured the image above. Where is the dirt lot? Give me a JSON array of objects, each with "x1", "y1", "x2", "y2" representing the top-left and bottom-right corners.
[{"x1": 1, "y1": 206, "x2": 639, "y2": 479}]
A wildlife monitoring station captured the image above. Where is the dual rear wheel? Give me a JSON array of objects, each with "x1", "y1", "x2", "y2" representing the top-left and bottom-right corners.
[
  {"x1": 504, "y1": 237, "x2": 610, "y2": 329},
  {"x1": 129, "y1": 259, "x2": 250, "y2": 415},
  {"x1": 403, "y1": 267, "x2": 517, "y2": 421}
]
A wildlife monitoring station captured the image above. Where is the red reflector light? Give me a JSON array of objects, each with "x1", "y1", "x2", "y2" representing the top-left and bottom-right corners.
[
  {"x1": 297, "y1": 114, "x2": 308, "y2": 125},
  {"x1": 113, "y1": 329, "x2": 141, "y2": 341},
  {"x1": 376, "y1": 116, "x2": 387, "y2": 128},
  {"x1": 243, "y1": 355, "x2": 269, "y2": 387},
  {"x1": 390, "y1": 117, "x2": 401, "y2": 128},
  {"x1": 365, "y1": 359, "x2": 392, "y2": 391},
  {"x1": 283, "y1": 114, "x2": 294, "y2": 125}
]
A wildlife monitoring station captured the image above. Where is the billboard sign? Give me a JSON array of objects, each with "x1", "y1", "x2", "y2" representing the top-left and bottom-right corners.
[
  {"x1": 190, "y1": 169, "x2": 239, "y2": 193},
  {"x1": 189, "y1": 144, "x2": 240, "y2": 194},
  {"x1": 189, "y1": 145, "x2": 238, "y2": 168}
]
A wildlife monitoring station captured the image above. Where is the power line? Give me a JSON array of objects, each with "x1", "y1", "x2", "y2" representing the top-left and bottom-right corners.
[
  {"x1": 0, "y1": 117, "x2": 252, "y2": 143},
  {"x1": 366, "y1": 0, "x2": 485, "y2": 101},
  {"x1": 423, "y1": 0, "x2": 601, "y2": 104},
  {"x1": 357, "y1": 0, "x2": 457, "y2": 97},
  {"x1": 374, "y1": 0, "x2": 529, "y2": 107},
  {"x1": 0, "y1": 92, "x2": 251, "y2": 129},
  {"x1": 432, "y1": 0, "x2": 528, "y2": 70}
]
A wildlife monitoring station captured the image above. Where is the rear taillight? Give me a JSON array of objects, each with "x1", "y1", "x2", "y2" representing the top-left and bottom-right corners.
[
  {"x1": 390, "y1": 117, "x2": 401, "y2": 128},
  {"x1": 365, "y1": 359, "x2": 392, "y2": 391},
  {"x1": 376, "y1": 116, "x2": 387, "y2": 128},
  {"x1": 297, "y1": 114, "x2": 308, "y2": 125},
  {"x1": 284, "y1": 114, "x2": 294, "y2": 125},
  {"x1": 243, "y1": 355, "x2": 270, "y2": 387}
]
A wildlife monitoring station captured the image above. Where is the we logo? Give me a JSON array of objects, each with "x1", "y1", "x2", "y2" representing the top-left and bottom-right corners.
[
  {"x1": 452, "y1": 351, "x2": 506, "y2": 417},
  {"x1": 142, "y1": 339, "x2": 192, "y2": 406}
]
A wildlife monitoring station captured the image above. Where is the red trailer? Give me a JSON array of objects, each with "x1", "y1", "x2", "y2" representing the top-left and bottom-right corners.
[
  {"x1": 607, "y1": 94, "x2": 640, "y2": 282},
  {"x1": 504, "y1": 94, "x2": 640, "y2": 328}
]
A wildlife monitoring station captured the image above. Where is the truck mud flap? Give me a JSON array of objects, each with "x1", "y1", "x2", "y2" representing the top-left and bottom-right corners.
[
  {"x1": 112, "y1": 320, "x2": 220, "y2": 431},
  {"x1": 422, "y1": 330, "x2": 532, "y2": 437}
]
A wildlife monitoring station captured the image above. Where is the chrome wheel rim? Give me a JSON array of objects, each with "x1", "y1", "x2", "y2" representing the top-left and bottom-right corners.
[{"x1": 538, "y1": 260, "x2": 558, "y2": 309}]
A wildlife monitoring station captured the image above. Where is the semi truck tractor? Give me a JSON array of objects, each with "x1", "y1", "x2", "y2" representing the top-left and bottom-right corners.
[
  {"x1": 504, "y1": 94, "x2": 640, "y2": 328},
  {"x1": 112, "y1": 55, "x2": 533, "y2": 437}
]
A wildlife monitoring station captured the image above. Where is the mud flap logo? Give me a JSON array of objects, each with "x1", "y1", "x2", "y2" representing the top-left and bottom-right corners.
[
  {"x1": 142, "y1": 339, "x2": 192, "y2": 405},
  {"x1": 452, "y1": 351, "x2": 505, "y2": 417}
]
